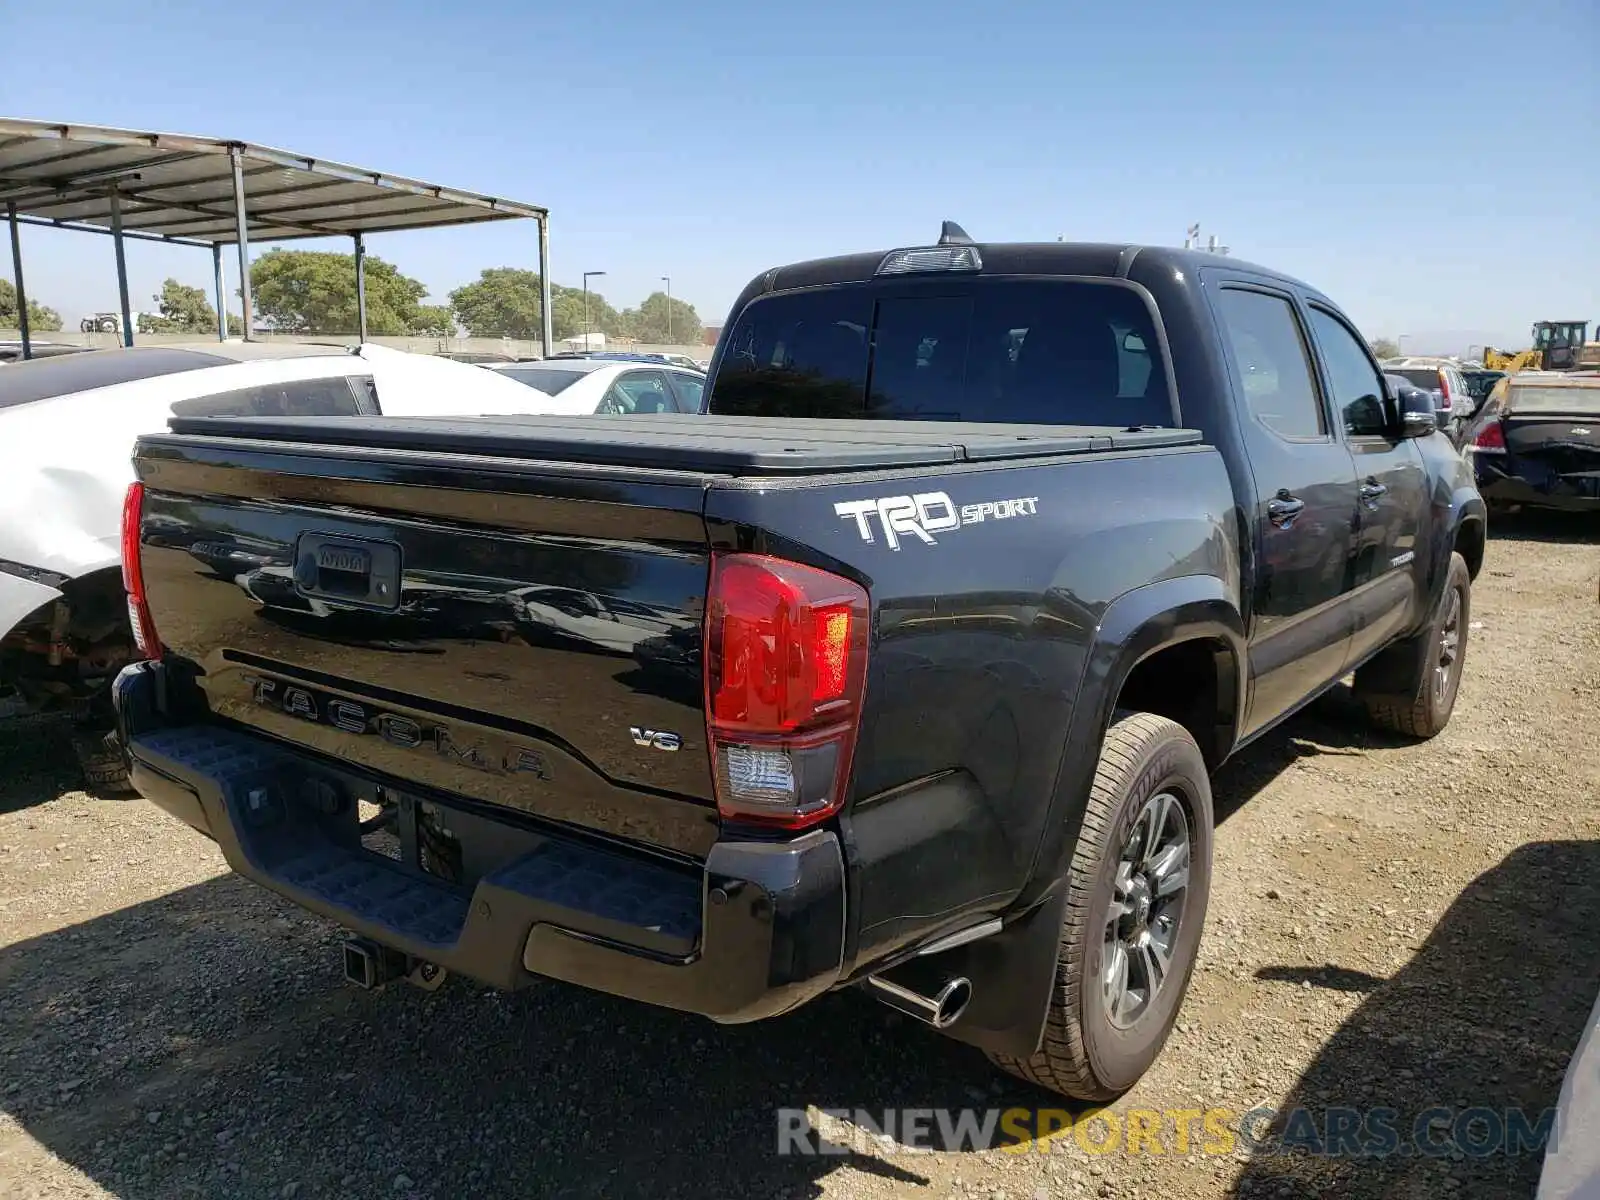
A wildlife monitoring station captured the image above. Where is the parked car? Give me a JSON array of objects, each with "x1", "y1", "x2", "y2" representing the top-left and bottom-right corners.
[
  {"x1": 1386, "y1": 357, "x2": 1475, "y2": 437},
  {"x1": 114, "y1": 232, "x2": 1482, "y2": 1103},
  {"x1": 489, "y1": 358, "x2": 707, "y2": 414},
  {"x1": 436, "y1": 351, "x2": 519, "y2": 365},
  {"x1": 655, "y1": 353, "x2": 705, "y2": 372},
  {"x1": 0, "y1": 341, "x2": 592, "y2": 790},
  {"x1": 1461, "y1": 370, "x2": 1600, "y2": 512}
]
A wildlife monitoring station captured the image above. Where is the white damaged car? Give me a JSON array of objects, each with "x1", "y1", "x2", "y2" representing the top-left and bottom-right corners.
[{"x1": 0, "y1": 340, "x2": 577, "y2": 790}]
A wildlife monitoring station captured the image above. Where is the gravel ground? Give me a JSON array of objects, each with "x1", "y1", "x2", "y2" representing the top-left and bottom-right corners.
[{"x1": 1, "y1": 514, "x2": 1596, "y2": 1200}]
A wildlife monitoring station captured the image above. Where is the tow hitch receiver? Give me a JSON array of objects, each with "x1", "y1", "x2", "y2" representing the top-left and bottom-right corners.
[
  {"x1": 341, "y1": 936, "x2": 449, "y2": 992},
  {"x1": 342, "y1": 936, "x2": 407, "y2": 990}
]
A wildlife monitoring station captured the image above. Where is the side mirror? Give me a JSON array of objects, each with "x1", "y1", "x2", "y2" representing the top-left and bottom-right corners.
[{"x1": 1397, "y1": 390, "x2": 1437, "y2": 439}]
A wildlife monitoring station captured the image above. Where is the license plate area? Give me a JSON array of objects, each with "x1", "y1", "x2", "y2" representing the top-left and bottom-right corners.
[
  {"x1": 293, "y1": 533, "x2": 401, "y2": 610},
  {"x1": 356, "y1": 789, "x2": 464, "y2": 883}
]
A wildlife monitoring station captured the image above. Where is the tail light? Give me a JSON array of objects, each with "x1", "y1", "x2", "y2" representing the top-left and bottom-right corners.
[
  {"x1": 1436, "y1": 372, "x2": 1453, "y2": 413},
  {"x1": 1470, "y1": 419, "x2": 1507, "y2": 454},
  {"x1": 121, "y1": 482, "x2": 162, "y2": 660},
  {"x1": 704, "y1": 553, "x2": 869, "y2": 829}
]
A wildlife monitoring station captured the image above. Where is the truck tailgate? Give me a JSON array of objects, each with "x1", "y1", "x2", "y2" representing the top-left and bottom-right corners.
[{"x1": 135, "y1": 434, "x2": 719, "y2": 859}]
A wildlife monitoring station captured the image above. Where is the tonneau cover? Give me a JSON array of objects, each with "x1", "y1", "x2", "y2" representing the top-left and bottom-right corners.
[{"x1": 160, "y1": 412, "x2": 1203, "y2": 476}]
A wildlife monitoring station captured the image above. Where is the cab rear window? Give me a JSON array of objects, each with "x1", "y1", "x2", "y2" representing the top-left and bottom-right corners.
[
  {"x1": 710, "y1": 279, "x2": 1174, "y2": 427},
  {"x1": 1507, "y1": 383, "x2": 1600, "y2": 414},
  {"x1": 1392, "y1": 368, "x2": 1443, "y2": 390}
]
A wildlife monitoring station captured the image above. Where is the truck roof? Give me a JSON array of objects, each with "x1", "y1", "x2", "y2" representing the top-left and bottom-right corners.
[
  {"x1": 158, "y1": 412, "x2": 1202, "y2": 476},
  {"x1": 744, "y1": 240, "x2": 1306, "y2": 299}
]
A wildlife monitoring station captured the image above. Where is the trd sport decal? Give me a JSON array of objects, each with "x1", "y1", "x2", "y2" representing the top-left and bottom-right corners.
[{"x1": 834, "y1": 491, "x2": 1040, "y2": 550}]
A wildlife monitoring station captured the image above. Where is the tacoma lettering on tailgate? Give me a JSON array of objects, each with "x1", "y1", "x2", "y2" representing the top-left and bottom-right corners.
[{"x1": 240, "y1": 674, "x2": 552, "y2": 780}]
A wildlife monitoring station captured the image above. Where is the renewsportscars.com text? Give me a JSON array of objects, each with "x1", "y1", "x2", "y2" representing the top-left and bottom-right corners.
[{"x1": 776, "y1": 1105, "x2": 1557, "y2": 1159}]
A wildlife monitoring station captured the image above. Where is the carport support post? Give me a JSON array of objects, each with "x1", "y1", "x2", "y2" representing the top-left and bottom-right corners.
[
  {"x1": 6, "y1": 201, "x2": 30, "y2": 360},
  {"x1": 211, "y1": 244, "x2": 227, "y2": 340},
  {"x1": 229, "y1": 146, "x2": 254, "y2": 341},
  {"x1": 538, "y1": 214, "x2": 552, "y2": 359},
  {"x1": 353, "y1": 232, "x2": 368, "y2": 342},
  {"x1": 109, "y1": 186, "x2": 133, "y2": 348}
]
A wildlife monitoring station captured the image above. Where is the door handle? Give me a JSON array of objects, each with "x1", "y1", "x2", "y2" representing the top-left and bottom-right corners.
[
  {"x1": 1359, "y1": 480, "x2": 1388, "y2": 509},
  {"x1": 1267, "y1": 491, "x2": 1305, "y2": 530}
]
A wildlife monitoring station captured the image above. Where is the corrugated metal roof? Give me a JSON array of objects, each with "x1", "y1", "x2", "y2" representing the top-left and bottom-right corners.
[{"x1": 0, "y1": 118, "x2": 545, "y2": 246}]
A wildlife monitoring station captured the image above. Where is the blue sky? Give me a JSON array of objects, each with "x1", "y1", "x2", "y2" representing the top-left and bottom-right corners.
[{"x1": 3, "y1": 0, "x2": 1596, "y2": 352}]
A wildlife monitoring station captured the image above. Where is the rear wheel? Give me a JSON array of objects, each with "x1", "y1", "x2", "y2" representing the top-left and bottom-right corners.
[
  {"x1": 71, "y1": 727, "x2": 133, "y2": 796},
  {"x1": 987, "y1": 711, "x2": 1212, "y2": 1100},
  {"x1": 1355, "y1": 552, "x2": 1470, "y2": 739}
]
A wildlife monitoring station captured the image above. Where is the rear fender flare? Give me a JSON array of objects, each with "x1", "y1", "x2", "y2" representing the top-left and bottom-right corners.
[
  {"x1": 1034, "y1": 575, "x2": 1245, "y2": 890},
  {"x1": 1434, "y1": 488, "x2": 1486, "y2": 591},
  {"x1": 1416, "y1": 450, "x2": 1485, "y2": 596},
  {"x1": 937, "y1": 576, "x2": 1244, "y2": 1058}
]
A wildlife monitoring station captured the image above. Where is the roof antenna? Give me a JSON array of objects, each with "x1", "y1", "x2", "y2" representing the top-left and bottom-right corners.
[{"x1": 938, "y1": 221, "x2": 974, "y2": 246}]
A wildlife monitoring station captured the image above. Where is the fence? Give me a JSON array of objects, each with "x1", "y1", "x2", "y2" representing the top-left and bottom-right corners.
[{"x1": 0, "y1": 329, "x2": 712, "y2": 361}]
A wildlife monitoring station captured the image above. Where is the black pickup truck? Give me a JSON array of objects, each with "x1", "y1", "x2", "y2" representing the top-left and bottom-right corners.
[{"x1": 114, "y1": 232, "x2": 1485, "y2": 1100}]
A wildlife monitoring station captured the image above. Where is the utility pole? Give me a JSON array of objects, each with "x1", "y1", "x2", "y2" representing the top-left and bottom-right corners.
[
  {"x1": 661, "y1": 275, "x2": 672, "y2": 345},
  {"x1": 582, "y1": 270, "x2": 606, "y2": 350}
]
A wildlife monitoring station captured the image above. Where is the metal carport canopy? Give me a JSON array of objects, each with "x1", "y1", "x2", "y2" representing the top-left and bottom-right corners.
[{"x1": 0, "y1": 117, "x2": 552, "y2": 356}]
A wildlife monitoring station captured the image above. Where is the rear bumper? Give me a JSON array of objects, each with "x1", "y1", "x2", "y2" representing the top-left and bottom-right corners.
[
  {"x1": 1476, "y1": 462, "x2": 1600, "y2": 512},
  {"x1": 114, "y1": 662, "x2": 846, "y2": 1022}
]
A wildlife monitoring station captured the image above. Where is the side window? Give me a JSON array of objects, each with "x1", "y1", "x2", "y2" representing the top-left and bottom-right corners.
[
  {"x1": 1214, "y1": 289, "x2": 1326, "y2": 439},
  {"x1": 170, "y1": 376, "x2": 364, "y2": 419},
  {"x1": 665, "y1": 371, "x2": 705, "y2": 413},
  {"x1": 1307, "y1": 309, "x2": 1389, "y2": 437},
  {"x1": 600, "y1": 370, "x2": 673, "y2": 415}
]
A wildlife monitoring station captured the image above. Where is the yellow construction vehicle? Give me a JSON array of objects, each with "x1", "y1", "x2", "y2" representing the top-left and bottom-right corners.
[
  {"x1": 1484, "y1": 320, "x2": 1600, "y2": 373},
  {"x1": 1482, "y1": 345, "x2": 1541, "y2": 372}
]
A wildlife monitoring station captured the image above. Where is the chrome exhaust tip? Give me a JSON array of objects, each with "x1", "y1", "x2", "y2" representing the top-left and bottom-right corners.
[{"x1": 865, "y1": 974, "x2": 973, "y2": 1030}]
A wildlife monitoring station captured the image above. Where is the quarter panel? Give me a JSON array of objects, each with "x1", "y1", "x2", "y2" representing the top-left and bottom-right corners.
[{"x1": 705, "y1": 446, "x2": 1239, "y2": 958}]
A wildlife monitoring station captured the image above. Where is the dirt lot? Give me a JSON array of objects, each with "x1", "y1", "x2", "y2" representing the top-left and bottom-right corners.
[{"x1": 1, "y1": 515, "x2": 1596, "y2": 1200}]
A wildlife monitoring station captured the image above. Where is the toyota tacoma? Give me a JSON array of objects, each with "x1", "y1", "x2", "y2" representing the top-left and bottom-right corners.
[{"x1": 113, "y1": 228, "x2": 1485, "y2": 1098}]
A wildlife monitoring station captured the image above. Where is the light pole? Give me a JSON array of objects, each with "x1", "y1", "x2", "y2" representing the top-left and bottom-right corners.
[
  {"x1": 660, "y1": 276, "x2": 673, "y2": 345},
  {"x1": 582, "y1": 270, "x2": 606, "y2": 350}
]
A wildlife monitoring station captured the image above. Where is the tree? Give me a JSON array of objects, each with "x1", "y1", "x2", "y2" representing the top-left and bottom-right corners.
[
  {"x1": 619, "y1": 291, "x2": 702, "y2": 346},
  {"x1": 0, "y1": 279, "x2": 63, "y2": 332},
  {"x1": 554, "y1": 283, "x2": 621, "y2": 341},
  {"x1": 413, "y1": 304, "x2": 456, "y2": 337},
  {"x1": 449, "y1": 268, "x2": 543, "y2": 338},
  {"x1": 449, "y1": 268, "x2": 622, "y2": 341},
  {"x1": 1369, "y1": 337, "x2": 1400, "y2": 360},
  {"x1": 249, "y1": 248, "x2": 445, "y2": 336},
  {"x1": 137, "y1": 277, "x2": 242, "y2": 335}
]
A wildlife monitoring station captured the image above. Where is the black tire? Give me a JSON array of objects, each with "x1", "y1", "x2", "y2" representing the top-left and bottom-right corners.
[
  {"x1": 987, "y1": 711, "x2": 1213, "y2": 1100},
  {"x1": 71, "y1": 728, "x2": 134, "y2": 796},
  {"x1": 1354, "y1": 551, "x2": 1470, "y2": 739}
]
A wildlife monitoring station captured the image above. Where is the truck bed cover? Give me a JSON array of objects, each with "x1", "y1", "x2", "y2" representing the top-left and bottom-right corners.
[{"x1": 160, "y1": 412, "x2": 1204, "y2": 476}]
